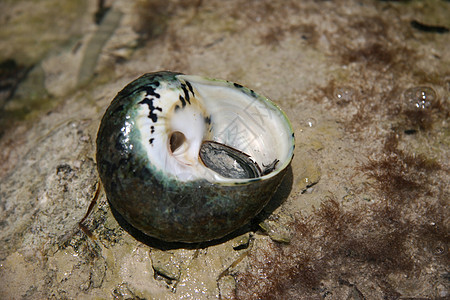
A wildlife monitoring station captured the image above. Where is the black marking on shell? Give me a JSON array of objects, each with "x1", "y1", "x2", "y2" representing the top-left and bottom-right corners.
[
  {"x1": 151, "y1": 126, "x2": 155, "y2": 134},
  {"x1": 199, "y1": 141, "x2": 262, "y2": 179},
  {"x1": 185, "y1": 80, "x2": 194, "y2": 95},
  {"x1": 175, "y1": 105, "x2": 180, "y2": 111},
  {"x1": 139, "y1": 97, "x2": 162, "y2": 123},
  {"x1": 149, "y1": 138, "x2": 154, "y2": 145},
  {"x1": 180, "y1": 83, "x2": 191, "y2": 105},
  {"x1": 205, "y1": 116, "x2": 211, "y2": 125},
  {"x1": 115, "y1": 75, "x2": 164, "y2": 101},
  {"x1": 233, "y1": 83, "x2": 243, "y2": 89},
  {"x1": 143, "y1": 84, "x2": 161, "y2": 99},
  {"x1": 179, "y1": 95, "x2": 187, "y2": 108}
]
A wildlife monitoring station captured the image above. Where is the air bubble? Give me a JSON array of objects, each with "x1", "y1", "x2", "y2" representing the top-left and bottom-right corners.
[
  {"x1": 403, "y1": 86, "x2": 436, "y2": 110},
  {"x1": 304, "y1": 117, "x2": 317, "y2": 128},
  {"x1": 333, "y1": 86, "x2": 357, "y2": 103}
]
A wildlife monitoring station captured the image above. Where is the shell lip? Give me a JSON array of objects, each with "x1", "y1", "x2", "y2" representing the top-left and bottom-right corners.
[{"x1": 174, "y1": 73, "x2": 296, "y2": 185}]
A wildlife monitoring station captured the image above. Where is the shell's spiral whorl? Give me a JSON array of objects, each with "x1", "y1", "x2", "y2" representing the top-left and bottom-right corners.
[
  {"x1": 134, "y1": 72, "x2": 214, "y2": 181},
  {"x1": 96, "y1": 71, "x2": 294, "y2": 243}
]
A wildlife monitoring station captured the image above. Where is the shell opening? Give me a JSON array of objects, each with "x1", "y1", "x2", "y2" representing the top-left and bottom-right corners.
[
  {"x1": 169, "y1": 131, "x2": 186, "y2": 154},
  {"x1": 178, "y1": 74, "x2": 294, "y2": 183},
  {"x1": 135, "y1": 74, "x2": 294, "y2": 184}
]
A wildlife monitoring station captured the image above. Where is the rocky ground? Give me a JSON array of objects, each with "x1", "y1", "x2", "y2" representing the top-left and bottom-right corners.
[{"x1": 0, "y1": 0, "x2": 448, "y2": 299}]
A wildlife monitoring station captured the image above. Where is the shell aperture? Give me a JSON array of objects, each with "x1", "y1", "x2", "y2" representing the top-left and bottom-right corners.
[{"x1": 96, "y1": 71, "x2": 294, "y2": 242}]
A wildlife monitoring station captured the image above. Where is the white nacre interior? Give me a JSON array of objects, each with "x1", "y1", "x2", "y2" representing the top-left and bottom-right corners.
[{"x1": 135, "y1": 75, "x2": 294, "y2": 183}]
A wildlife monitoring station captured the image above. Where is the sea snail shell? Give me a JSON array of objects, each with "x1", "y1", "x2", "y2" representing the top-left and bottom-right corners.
[{"x1": 96, "y1": 71, "x2": 295, "y2": 243}]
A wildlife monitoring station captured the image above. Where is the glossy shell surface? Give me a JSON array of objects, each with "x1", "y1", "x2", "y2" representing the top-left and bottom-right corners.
[{"x1": 96, "y1": 71, "x2": 295, "y2": 242}]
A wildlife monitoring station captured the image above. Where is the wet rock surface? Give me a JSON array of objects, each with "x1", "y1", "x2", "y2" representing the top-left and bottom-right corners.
[{"x1": 0, "y1": 0, "x2": 449, "y2": 299}]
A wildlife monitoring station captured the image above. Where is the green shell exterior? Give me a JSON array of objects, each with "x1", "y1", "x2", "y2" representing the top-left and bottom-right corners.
[{"x1": 96, "y1": 71, "x2": 293, "y2": 243}]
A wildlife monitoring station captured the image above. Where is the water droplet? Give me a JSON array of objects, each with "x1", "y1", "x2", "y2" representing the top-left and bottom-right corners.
[
  {"x1": 403, "y1": 86, "x2": 436, "y2": 110},
  {"x1": 304, "y1": 117, "x2": 317, "y2": 128},
  {"x1": 333, "y1": 86, "x2": 357, "y2": 103}
]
